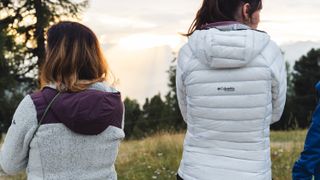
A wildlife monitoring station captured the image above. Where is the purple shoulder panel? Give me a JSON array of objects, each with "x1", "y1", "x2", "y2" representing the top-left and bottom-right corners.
[
  {"x1": 30, "y1": 88, "x2": 60, "y2": 124},
  {"x1": 30, "y1": 87, "x2": 123, "y2": 135}
]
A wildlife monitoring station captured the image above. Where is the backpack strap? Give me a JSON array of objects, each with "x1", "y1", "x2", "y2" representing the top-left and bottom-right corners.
[{"x1": 29, "y1": 91, "x2": 61, "y2": 147}]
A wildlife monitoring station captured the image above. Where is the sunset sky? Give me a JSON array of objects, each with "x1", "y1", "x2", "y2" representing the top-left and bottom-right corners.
[{"x1": 82, "y1": 0, "x2": 320, "y2": 103}]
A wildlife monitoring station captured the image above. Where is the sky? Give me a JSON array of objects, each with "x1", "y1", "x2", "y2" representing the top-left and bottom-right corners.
[{"x1": 81, "y1": 0, "x2": 320, "y2": 103}]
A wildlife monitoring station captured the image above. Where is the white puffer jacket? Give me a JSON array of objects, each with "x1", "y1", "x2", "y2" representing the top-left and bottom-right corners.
[{"x1": 176, "y1": 23, "x2": 286, "y2": 180}]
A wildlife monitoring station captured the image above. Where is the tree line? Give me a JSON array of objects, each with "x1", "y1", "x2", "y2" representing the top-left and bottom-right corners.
[
  {"x1": 1, "y1": 0, "x2": 320, "y2": 139},
  {"x1": 124, "y1": 49, "x2": 320, "y2": 139},
  {"x1": 123, "y1": 64, "x2": 185, "y2": 139},
  {"x1": 272, "y1": 49, "x2": 320, "y2": 130}
]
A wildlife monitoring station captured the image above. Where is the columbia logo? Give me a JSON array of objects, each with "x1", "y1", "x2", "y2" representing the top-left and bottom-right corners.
[{"x1": 217, "y1": 87, "x2": 235, "y2": 92}]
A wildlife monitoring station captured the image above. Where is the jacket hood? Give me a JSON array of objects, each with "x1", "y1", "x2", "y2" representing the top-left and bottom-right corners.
[
  {"x1": 31, "y1": 83, "x2": 123, "y2": 135},
  {"x1": 188, "y1": 22, "x2": 271, "y2": 69}
]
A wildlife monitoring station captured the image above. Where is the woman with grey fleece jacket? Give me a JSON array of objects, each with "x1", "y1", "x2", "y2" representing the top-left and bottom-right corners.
[{"x1": 0, "y1": 21, "x2": 125, "y2": 180}]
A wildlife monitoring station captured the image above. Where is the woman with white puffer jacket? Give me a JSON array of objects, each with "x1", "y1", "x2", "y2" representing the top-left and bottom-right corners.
[{"x1": 176, "y1": 0, "x2": 287, "y2": 180}]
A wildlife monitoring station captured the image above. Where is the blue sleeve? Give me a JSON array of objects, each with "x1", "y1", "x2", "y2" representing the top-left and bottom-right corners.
[{"x1": 292, "y1": 102, "x2": 320, "y2": 180}]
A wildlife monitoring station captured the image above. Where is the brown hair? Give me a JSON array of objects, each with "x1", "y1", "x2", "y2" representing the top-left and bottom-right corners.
[
  {"x1": 186, "y1": 0, "x2": 262, "y2": 36},
  {"x1": 41, "y1": 21, "x2": 109, "y2": 92}
]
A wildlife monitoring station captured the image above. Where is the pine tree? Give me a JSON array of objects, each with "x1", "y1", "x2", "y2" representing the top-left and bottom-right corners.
[
  {"x1": 123, "y1": 98, "x2": 142, "y2": 139},
  {"x1": 0, "y1": 0, "x2": 88, "y2": 83},
  {"x1": 272, "y1": 62, "x2": 297, "y2": 130},
  {"x1": 292, "y1": 48, "x2": 320, "y2": 128},
  {"x1": 140, "y1": 94, "x2": 166, "y2": 133},
  {"x1": 164, "y1": 63, "x2": 185, "y2": 131},
  {"x1": 0, "y1": 0, "x2": 88, "y2": 133}
]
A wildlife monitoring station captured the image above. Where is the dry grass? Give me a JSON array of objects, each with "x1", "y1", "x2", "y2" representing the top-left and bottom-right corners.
[
  {"x1": 0, "y1": 130, "x2": 307, "y2": 180},
  {"x1": 116, "y1": 133, "x2": 184, "y2": 180}
]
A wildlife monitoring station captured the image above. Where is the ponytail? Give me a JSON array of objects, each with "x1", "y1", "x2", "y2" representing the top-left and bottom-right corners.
[{"x1": 186, "y1": 0, "x2": 262, "y2": 36}]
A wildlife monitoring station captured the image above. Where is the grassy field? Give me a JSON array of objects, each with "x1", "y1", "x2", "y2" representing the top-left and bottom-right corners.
[{"x1": 1, "y1": 130, "x2": 307, "y2": 180}]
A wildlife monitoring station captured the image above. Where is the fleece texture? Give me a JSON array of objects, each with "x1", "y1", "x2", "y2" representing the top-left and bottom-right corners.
[{"x1": 0, "y1": 82, "x2": 125, "y2": 180}]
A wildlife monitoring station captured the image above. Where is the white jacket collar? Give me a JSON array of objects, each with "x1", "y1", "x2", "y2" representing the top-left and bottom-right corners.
[{"x1": 201, "y1": 21, "x2": 251, "y2": 31}]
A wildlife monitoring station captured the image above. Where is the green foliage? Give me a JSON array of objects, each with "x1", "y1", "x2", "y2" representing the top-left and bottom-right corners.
[
  {"x1": 286, "y1": 61, "x2": 295, "y2": 97},
  {"x1": 292, "y1": 48, "x2": 320, "y2": 128},
  {"x1": 163, "y1": 64, "x2": 185, "y2": 131},
  {"x1": 0, "y1": 52, "x2": 25, "y2": 133},
  {"x1": 273, "y1": 49, "x2": 320, "y2": 130},
  {"x1": 0, "y1": 0, "x2": 88, "y2": 134},
  {"x1": 123, "y1": 61, "x2": 185, "y2": 139},
  {"x1": 272, "y1": 61, "x2": 298, "y2": 130},
  {"x1": 0, "y1": 0, "x2": 88, "y2": 78},
  {"x1": 140, "y1": 94, "x2": 167, "y2": 132},
  {"x1": 123, "y1": 98, "x2": 142, "y2": 139},
  {"x1": 126, "y1": 94, "x2": 168, "y2": 138},
  {"x1": 0, "y1": 88, "x2": 24, "y2": 133}
]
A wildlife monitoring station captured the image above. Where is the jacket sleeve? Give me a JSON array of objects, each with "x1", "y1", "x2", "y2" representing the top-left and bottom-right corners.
[
  {"x1": 292, "y1": 102, "x2": 320, "y2": 180},
  {"x1": 0, "y1": 95, "x2": 37, "y2": 175},
  {"x1": 176, "y1": 45, "x2": 190, "y2": 123},
  {"x1": 269, "y1": 47, "x2": 287, "y2": 124},
  {"x1": 292, "y1": 82, "x2": 320, "y2": 180}
]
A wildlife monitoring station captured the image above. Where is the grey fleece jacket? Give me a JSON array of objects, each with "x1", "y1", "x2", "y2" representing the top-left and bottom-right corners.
[{"x1": 0, "y1": 82, "x2": 125, "y2": 180}]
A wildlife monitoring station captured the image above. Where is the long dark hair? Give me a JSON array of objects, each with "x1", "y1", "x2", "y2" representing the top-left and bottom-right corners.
[
  {"x1": 186, "y1": 0, "x2": 262, "y2": 36},
  {"x1": 41, "y1": 21, "x2": 109, "y2": 92}
]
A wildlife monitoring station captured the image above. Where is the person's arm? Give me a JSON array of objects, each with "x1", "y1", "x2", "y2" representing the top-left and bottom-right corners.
[
  {"x1": 269, "y1": 47, "x2": 287, "y2": 124},
  {"x1": 0, "y1": 95, "x2": 37, "y2": 175},
  {"x1": 292, "y1": 104, "x2": 320, "y2": 180},
  {"x1": 176, "y1": 45, "x2": 191, "y2": 123}
]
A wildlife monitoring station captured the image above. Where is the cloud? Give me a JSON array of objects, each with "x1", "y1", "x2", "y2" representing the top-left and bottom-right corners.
[
  {"x1": 281, "y1": 41, "x2": 320, "y2": 65},
  {"x1": 106, "y1": 45, "x2": 174, "y2": 103},
  {"x1": 83, "y1": 13, "x2": 158, "y2": 29},
  {"x1": 117, "y1": 33, "x2": 183, "y2": 50},
  {"x1": 82, "y1": 0, "x2": 198, "y2": 43},
  {"x1": 80, "y1": 0, "x2": 320, "y2": 101},
  {"x1": 83, "y1": 0, "x2": 320, "y2": 46}
]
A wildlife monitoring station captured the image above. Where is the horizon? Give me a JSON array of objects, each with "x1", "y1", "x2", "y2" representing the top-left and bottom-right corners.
[{"x1": 81, "y1": 0, "x2": 320, "y2": 103}]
